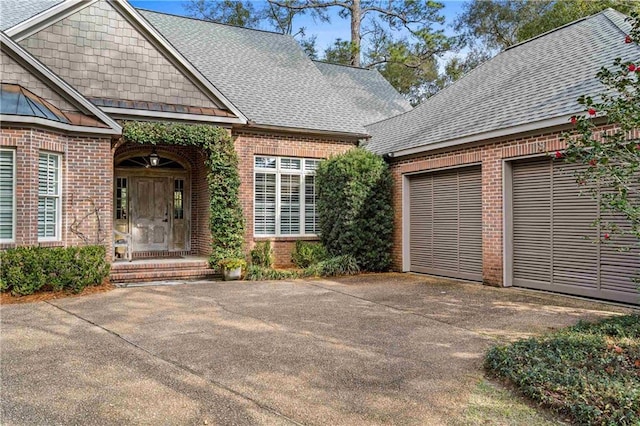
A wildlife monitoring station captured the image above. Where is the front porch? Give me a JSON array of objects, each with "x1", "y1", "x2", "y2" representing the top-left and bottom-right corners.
[{"x1": 110, "y1": 256, "x2": 219, "y2": 284}]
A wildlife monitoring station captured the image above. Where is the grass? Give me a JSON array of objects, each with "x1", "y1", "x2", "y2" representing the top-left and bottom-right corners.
[
  {"x1": 485, "y1": 314, "x2": 640, "y2": 425},
  {"x1": 451, "y1": 379, "x2": 565, "y2": 426}
]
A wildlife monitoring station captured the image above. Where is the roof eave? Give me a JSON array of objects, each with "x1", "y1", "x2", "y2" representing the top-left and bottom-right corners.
[
  {"x1": 100, "y1": 107, "x2": 244, "y2": 124},
  {"x1": 386, "y1": 113, "x2": 582, "y2": 158},
  {"x1": 1, "y1": 115, "x2": 120, "y2": 136},
  {"x1": 4, "y1": 0, "x2": 93, "y2": 40},
  {"x1": 239, "y1": 122, "x2": 369, "y2": 140}
]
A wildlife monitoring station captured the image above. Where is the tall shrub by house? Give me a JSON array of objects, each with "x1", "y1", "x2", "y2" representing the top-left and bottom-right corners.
[{"x1": 316, "y1": 148, "x2": 393, "y2": 271}]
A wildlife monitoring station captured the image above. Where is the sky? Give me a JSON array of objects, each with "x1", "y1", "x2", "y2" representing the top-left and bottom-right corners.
[{"x1": 130, "y1": 0, "x2": 467, "y2": 54}]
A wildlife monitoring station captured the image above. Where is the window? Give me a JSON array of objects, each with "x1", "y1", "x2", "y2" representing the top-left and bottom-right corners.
[
  {"x1": 0, "y1": 149, "x2": 15, "y2": 242},
  {"x1": 38, "y1": 152, "x2": 61, "y2": 240},
  {"x1": 115, "y1": 177, "x2": 127, "y2": 220},
  {"x1": 254, "y1": 157, "x2": 321, "y2": 236},
  {"x1": 174, "y1": 179, "x2": 184, "y2": 219}
]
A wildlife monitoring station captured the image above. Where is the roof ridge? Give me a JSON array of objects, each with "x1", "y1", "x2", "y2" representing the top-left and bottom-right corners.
[
  {"x1": 505, "y1": 7, "x2": 627, "y2": 52},
  {"x1": 136, "y1": 7, "x2": 293, "y2": 38},
  {"x1": 600, "y1": 7, "x2": 636, "y2": 39},
  {"x1": 313, "y1": 60, "x2": 371, "y2": 71}
]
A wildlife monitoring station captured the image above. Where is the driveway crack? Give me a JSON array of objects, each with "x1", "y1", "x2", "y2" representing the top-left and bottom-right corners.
[{"x1": 44, "y1": 300, "x2": 304, "y2": 426}]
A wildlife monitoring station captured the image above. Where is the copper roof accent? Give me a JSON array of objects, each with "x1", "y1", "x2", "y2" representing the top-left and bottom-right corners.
[
  {"x1": 0, "y1": 83, "x2": 109, "y2": 128},
  {"x1": 88, "y1": 97, "x2": 237, "y2": 118}
]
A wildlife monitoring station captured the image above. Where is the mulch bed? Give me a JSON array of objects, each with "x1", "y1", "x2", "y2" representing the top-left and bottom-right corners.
[{"x1": 0, "y1": 280, "x2": 115, "y2": 305}]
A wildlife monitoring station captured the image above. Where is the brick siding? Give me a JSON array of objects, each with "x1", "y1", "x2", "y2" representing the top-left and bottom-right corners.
[
  {"x1": 0, "y1": 127, "x2": 112, "y2": 255},
  {"x1": 234, "y1": 129, "x2": 356, "y2": 266}
]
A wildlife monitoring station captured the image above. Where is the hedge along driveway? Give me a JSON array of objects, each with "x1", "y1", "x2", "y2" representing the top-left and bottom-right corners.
[{"x1": 1, "y1": 273, "x2": 632, "y2": 425}]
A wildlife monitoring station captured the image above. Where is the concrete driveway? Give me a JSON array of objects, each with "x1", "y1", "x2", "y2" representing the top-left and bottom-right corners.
[{"x1": 1, "y1": 273, "x2": 632, "y2": 425}]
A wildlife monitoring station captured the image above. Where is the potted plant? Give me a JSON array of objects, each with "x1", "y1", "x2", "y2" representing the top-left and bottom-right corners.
[{"x1": 218, "y1": 258, "x2": 247, "y2": 281}]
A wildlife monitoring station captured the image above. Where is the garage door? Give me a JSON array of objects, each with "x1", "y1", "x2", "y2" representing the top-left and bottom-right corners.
[
  {"x1": 511, "y1": 157, "x2": 639, "y2": 304},
  {"x1": 409, "y1": 165, "x2": 482, "y2": 281}
]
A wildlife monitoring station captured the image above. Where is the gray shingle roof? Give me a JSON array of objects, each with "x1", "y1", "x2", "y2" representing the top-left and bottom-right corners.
[
  {"x1": 366, "y1": 9, "x2": 640, "y2": 155},
  {"x1": 138, "y1": 9, "x2": 367, "y2": 136},
  {"x1": 314, "y1": 61, "x2": 412, "y2": 125},
  {"x1": 0, "y1": 0, "x2": 63, "y2": 31}
]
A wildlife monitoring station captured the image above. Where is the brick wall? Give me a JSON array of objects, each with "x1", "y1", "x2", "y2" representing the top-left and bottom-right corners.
[
  {"x1": 234, "y1": 129, "x2": 356, "y2": 266},
  {"x1": 0, "y1": 127, "x2": 112, "y2": 254},
  {"x1": 388, "y1": 124, "x2": 619, "y2": 286}
]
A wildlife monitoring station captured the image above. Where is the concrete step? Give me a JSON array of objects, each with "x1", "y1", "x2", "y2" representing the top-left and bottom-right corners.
[{"x1": 111, "y1": 259, "x2": 210, "y2": 272}]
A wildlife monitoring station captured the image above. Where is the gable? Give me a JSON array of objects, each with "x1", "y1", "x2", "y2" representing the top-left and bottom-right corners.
[
  {"x1": 1, "y1": 49, "x2": 77, "y2": 113},
  {"x1": 18, "y1": 0, "x2": 224, "y2": 112}
]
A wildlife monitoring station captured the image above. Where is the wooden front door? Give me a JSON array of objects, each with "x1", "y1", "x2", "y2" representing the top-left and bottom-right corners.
[{"x1": 132, "y1": 177, "x2": 170, "y2": 252}]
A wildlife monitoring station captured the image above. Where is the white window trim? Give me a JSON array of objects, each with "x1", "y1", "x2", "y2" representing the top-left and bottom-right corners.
[
  {"x1": 253, "y1": 156, "x2": 320, "y2": 237},
  {"x1": 0, "y1": 148, "x2": 16, "y2": 243},
  {"x1": 38, "y1": 151, "x2": 62, "y2": 242}
]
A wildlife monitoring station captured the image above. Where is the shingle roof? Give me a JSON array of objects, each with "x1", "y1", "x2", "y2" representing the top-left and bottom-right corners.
[
  {"x1": 0, "y1": 0, "x2": 62, "y2": 31},
  {"x1": 138, "y1": 9, "x2": 368, "y2": 136},
  {"x1": 366, "y1": 9, "x2": 640, "y2": 155},
  {"x1": 314, "y1": 61, "x2": 412, "y2": 126}
]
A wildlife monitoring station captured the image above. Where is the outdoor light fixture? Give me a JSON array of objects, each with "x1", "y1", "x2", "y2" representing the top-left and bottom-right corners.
[{"x1": 149, "y1": 149, "x2": 160, "y2": 167}]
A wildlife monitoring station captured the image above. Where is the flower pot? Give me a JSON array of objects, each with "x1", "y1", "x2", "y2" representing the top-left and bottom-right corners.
[{"x1": 223, "y1": 266, "x2": 242, "y2": 281}]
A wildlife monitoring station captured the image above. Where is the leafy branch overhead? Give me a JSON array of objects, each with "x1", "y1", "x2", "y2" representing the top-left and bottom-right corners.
[{"x1": 562, "y1": 12, "x2": 640, "y2": 246}]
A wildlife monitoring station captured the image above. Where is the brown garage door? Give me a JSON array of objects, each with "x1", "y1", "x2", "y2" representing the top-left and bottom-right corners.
[
  {"x1": 409, "y1": 165, "x2": 482, "y2": 281},
  {"x1": 511, "y1": 157, "x2": 639, "y2": 304}
]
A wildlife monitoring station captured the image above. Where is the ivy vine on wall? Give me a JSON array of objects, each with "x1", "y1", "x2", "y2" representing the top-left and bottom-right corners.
[{"x1": 121, "y1": 121, "x2": 245, "y2": 267}]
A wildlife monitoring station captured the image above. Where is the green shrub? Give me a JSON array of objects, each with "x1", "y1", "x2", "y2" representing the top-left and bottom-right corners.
[
  {"x1": 0, "y1": 247, "x2": 48, "y2": 296},
  {"x1": 250, "y1": 241, "x2": 273, "y2": 268},
  {"x1": 316, "y1": 148, "x2": 393, "y2": 271},
  {"x1": 245, "y1": 265, "x2": 300, "y2": 281},
  {"x1": 303, "y1": 255, "x2": 360, "y2": 277},
  {"x1": 218, "y1": 257, "x2": 247, "y2": 270},
  {"x1": 485, "y1": 314, "x2": 640, "y2": 425},
  {"x1": 0, "y1": 245, "x2": 110, "y2": 295},
  {"x1": 291, "y1": 241, "x2": 328, "y2": 268}
]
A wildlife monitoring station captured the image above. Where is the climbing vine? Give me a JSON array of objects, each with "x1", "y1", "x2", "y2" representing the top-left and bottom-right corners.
[{"x1": 122, "y1": 121, "x2": 245, "y2": 267}]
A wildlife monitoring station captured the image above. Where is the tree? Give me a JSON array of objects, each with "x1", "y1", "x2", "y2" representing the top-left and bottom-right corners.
[
  {"x1": 519, "y1": 0, "x2": 640, "y2": 42},
  {"x1": 184, "y1": 0, "x2": 262, "y2": 28},
  {"x1": 563, "y1": 13, "x2": 640, "y2": 248},
  {"x1": 270, "y1": 0, "x2": 455, "y2": 98},
  {"x1": 456, "y1": 0, "x2": 640, "y2": 52},
  {"x1": 454, "y1": 0, "x2": 553, "y2": 51},
  {"x1": 323, "y1": 39, "x2": 353, "y2": 65}
]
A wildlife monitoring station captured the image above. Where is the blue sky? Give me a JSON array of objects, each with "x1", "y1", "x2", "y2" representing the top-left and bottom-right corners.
[{"x1": 130, "y1": 0, "x2": 467, "y2": 53}]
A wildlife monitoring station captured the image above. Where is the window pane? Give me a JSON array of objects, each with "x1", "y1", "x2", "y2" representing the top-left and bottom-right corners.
[
  {"x1": 255, "y1": 157, "x2": 276, "y2": 169},
  {"x1": 173, "y1": 179, "x2": 184, "y2": 219},
  {"x1": 116, "y1": 177, "x2": 128, "y2": 220},
  {"x1": 38, "y1": 152, "x2": 60, "y2": 239},
  {"x1": 0, "y1": 150, "x2": 14, "y2": 240},
  {"x1": 305, "y1": 159, "x2": 320, "y2": 172},
  {"x1": 254, "y1": 173, "x2": 276, "y2": 235},
  {"x1": 280, "y1": 174, "x2": 300, "y2": 234},
  {"x1": 304, "y1": 175, "x2": 318, "y2": 234},
  {"x1": 281, "y1": 158, "x2": 301, "y2": 170}
]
